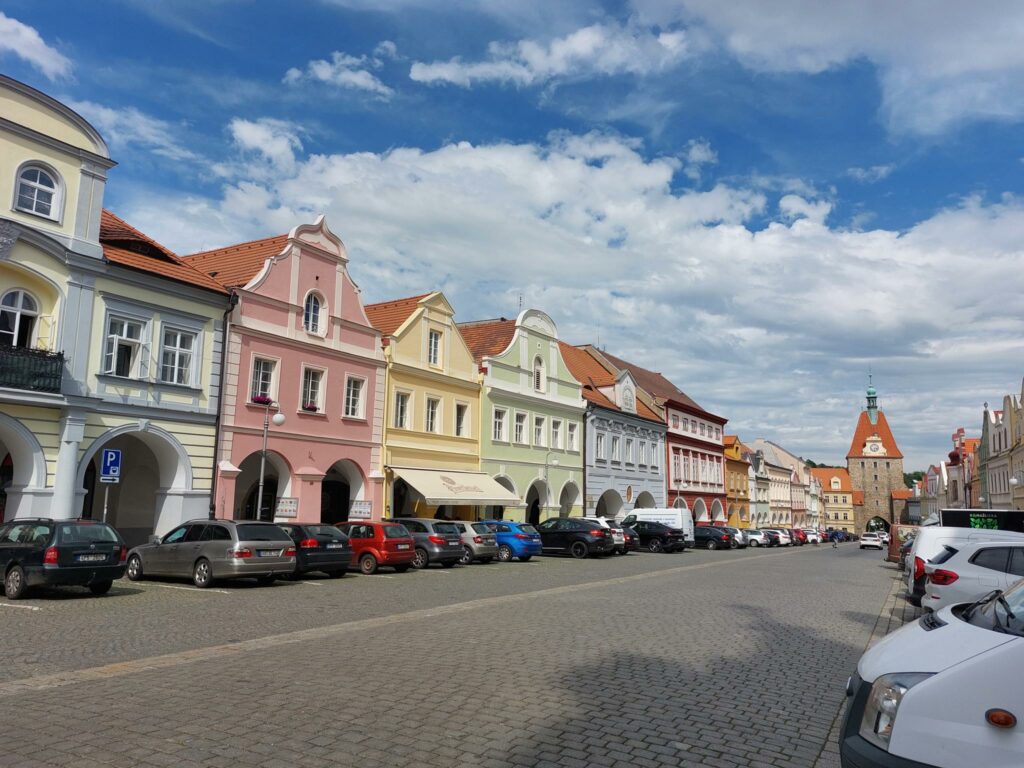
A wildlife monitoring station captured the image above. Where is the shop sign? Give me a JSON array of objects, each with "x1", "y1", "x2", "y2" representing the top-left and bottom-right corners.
[
  {"x1": 349, "y1": 500, "x2": 373, "y2": 520},
  {"x1": 275, "y1": 498, "x2": 298, "y2": 518}
]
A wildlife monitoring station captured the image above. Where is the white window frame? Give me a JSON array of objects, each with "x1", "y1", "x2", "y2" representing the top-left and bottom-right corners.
[
  {"x1": 394, "y1": 390, "x2": 412, "y2": 429},
  {"x1": 159, "y1": 326, "x2": 198, "y2": 386},
  {"x1": 455, "y1": 402, "x2": 469, "y2": 438},
  {"x1": 12, "y1": 162, "x2": 63, "y2": 222},
  {"x1": 551, "y1": 419, "x2": 562, "y2": 449},
  {"x1": 492, "y1": 408, "x2": 508, "y2": 442},
  {"x1": 611, "y1": 436, "x2": 621, "y2": 463},
  {"x1": 250, "y1": 356, "x2": 278, "y2": 401},
  {"x1": 514, "y1": 412, "x2": 528, "y2": 444},
  {"x1": 650, "y1": 442, "x2": 658, "y2": 469},
  {"x1": 425, "y1": 396, "x2": 441, "y2": 434},
  {"x1": 0, "y1": 289, "x2": 39, "y2": 349},
  {"x1": 303, "y1": 291, "x2": 326, "y2": 336},
  {"x1": 343, "y1": 375, "x2": 366, "y2": 419},
  {"x1": 625, "y1": 438, "x2": 634, "y2": 465},
  {"x1": 103, "y1": 315, "x2": 147, "y2": 378},
  {"x1": 533, "y1": 356, "x2": 545, "y2": 393},
  {"x1": 638, "y1": 440, "x2": 647, "y2": 466},
  {"x1": 427, "y1": 329, "x2": 442, "y2": 367},
  {"x1": 567, "y1": 422, "x2": 578, "y2": 452},
  {"x1": 596, "y1": 432, "x2": 606, "y2": 460},
  {"x1": 533, "y1": 415, "x2": 546, "y2": 447},
  {"x1": 300, "y1": 366, "x2": 326, "y2": 412}
]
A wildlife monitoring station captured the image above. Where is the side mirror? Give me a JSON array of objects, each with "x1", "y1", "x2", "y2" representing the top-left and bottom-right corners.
[{"x1": 148, "y1": 535, "x2": 161, "y2": 545}]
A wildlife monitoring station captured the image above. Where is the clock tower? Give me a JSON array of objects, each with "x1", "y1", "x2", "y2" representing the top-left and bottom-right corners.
[{"x1": 846, "y1": 380, "x2": 905, "y2": 532}]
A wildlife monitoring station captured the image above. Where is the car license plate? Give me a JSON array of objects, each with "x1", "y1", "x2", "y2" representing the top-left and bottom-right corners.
[
  {"x1": 326, "y1": 543, "x2": 343, "y2": 549},
  {"x1": 397, "y1": 544, "x2": 409, "y2": 550},
  {"x1": 258, "y1": 550, "x2": 278, "y2": 557},
  {"x1": 76, "y1": 553, "x2": 106, "y2": 562},
  {"x1": 447, "y1": 540, "x2": 460, "y2": 546}
]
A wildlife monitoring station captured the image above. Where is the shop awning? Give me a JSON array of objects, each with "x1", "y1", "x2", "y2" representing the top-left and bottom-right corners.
[{"x1": 392, "y1": 467, "x2": 521, "y2": 506}]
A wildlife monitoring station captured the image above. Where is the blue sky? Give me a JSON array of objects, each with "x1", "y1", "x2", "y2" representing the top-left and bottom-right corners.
[{"x1": 5, "y1": 0, "x2": 1024, "y2": 472}]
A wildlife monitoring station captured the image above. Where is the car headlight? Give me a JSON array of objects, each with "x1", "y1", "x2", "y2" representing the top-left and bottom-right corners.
[{"x1": 859, "y1": 673, "x2": 933, "y2": 750}]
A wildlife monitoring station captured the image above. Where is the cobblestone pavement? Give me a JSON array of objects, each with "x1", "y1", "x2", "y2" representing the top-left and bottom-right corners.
[{"x1": 0, "y1": 543, "x2": 897, "y2": 767}]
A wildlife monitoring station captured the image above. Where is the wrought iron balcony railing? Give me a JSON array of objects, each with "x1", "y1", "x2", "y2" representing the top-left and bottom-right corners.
[{"x1": 0, "y1": 344, "x2": 64, "y2": 394}]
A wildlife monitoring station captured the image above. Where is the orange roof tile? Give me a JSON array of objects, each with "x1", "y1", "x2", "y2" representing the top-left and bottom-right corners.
[
  {"x1": 595, "y1": 348, "x2": 709, "y2": 415},
  {"x1": 846, "y1": 410, "x2": 904, "y2": 459},
  {"x1": 559, "y1": 343, "x2": 617, "y2": 388},
  {"x1": 364, "y1": 293, "x2": 433, "y2": 337},
  {"x1": 809, "y1": 467, "x2": 853, "y2": 492},
  {"x1": 891, "y1": 489, "x2": 913, "y2": 499},
  {"x1": 852, "y1": 490, "x2": 865, "y2": 506},
  {"x1": 724, "y1": 435, "x2": 738, "y2": 447},
  {"x1": 183, "y1": 233, "x2": 289, "y2": 288},
  {"x1": 99, "y1": 210, "x2": 226, "y2": 294},
  {"x1": 457, "y1": 318, "x2": 517, "y2": 361}
]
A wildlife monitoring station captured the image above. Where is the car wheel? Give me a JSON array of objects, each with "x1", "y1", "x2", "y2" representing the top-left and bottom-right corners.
[
  {"x1": 359, "y1": 554, "x2": 378, "y2": 575},
  {"x1": 192, "y1": 558, "x2": 213, "y2": 588},
  {"x1": 393, "y1": 564, "x2": 410, "y2": 573},
  {"x1": 648, "y1": 538, "x2": 664, "y2": 553},
  {"x1": 749, "y1": 539, "x2": 759, "y2": 547},
  {"x1": 327, "y1": 570, "x2": 346, "y2": 578},
  {"x1": 729, "y1": 539, "x2": 738, "y2": 549},
  {"x1": 570, "y1": 540, "x2": 589, "y2": 559},
  {"x1": 89, "y1": 580, "x2": 113, "y2": 596},
  {"x1": 460, "y1": 547, "x2": 474, "y2": 565},
  {"x1": 497, "y1": 544, "x2": 514, "y2": 562},
  {"x1": 412, "y1": 548, "x2": 429, "y2": 569},
  {"x1": 4, "y1": 565, "x2": 27, "y2": 600},
  {"x1": 706, "y1": 540, "x2": 717, "y2": 551},
  {"x1": 441, "y1": 560, "x2": 457, "y2": 568},
  {"x1": 518, "y1": 555, "x2": 532, "y2": 562},
  {"x1": 126, "y1": 554, "x2": 144, "y2": 581}
]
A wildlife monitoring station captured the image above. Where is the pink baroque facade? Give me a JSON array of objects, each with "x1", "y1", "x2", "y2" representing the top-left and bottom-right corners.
[{"x1": 185, "y1": 216, "x2": 384, "y2": 524}]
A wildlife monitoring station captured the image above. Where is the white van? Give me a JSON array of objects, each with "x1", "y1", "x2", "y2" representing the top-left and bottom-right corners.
[
  {"x1": 906, "y1": 526, "x2": 1024, "y2": 606},
  {"x1": 841, "y1": 584, "x2": 1024, "y2": 767},
  {"x1": 620, "y1": 508, "x2": 694, "y2": 546}
]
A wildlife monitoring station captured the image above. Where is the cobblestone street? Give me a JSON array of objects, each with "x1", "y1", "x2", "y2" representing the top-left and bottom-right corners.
[{"x1": 0, "y1": 545, "x2": 907, "y2": 767}]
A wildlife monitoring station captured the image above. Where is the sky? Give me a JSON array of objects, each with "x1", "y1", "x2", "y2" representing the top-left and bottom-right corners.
[{"x1": 4, "y1": 0, "x2": 1024, "y2": 472}]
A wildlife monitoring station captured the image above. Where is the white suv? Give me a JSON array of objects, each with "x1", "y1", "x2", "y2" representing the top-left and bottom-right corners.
[
  {"x1": 802, "y1": 529, "x2": 821, "y2": 544},
  {"x1": 924, "y1": 540, "x2": 1024, "y2": 611},
  {"x1": 860, "y1": 532, "x2": 884, "y2": 550}
]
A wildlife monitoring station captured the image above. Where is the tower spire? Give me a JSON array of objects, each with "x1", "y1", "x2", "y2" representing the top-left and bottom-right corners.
[{"x1": 866, "y1": 374, "x2": 878, "y2": 424}]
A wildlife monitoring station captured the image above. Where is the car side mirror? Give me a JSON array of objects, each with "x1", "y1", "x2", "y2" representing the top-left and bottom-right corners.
[{"x1": 148, "y1": 535, "x2": 161, "y2": 545}]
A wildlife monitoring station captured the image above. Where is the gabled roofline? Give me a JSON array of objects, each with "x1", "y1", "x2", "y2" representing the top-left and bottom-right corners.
[{"x1": 1, "y1": 75, "x2": 111, "y2": 160}]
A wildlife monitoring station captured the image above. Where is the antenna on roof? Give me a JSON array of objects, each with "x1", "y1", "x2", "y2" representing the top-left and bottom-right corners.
[{"x1": 517, "y1": 292, "x2": 523, "y2": 313}]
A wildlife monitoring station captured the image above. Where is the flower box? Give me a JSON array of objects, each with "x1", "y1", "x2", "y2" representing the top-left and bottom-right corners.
[
  {"x1": 251, "y1": 394, "x2": 273, "y2": 406},
  {"x1": 301, "y1": 403, "x2": 319, "y2": 412}
]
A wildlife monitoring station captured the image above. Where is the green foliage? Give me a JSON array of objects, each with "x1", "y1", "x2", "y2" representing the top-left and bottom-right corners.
[{"x1": 903, "y1": 470, "x2": 923, "y2": 488}]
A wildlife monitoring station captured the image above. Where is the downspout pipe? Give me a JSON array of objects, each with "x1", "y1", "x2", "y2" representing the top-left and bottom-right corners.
[{"x1": 209, "y1": 288, "x2": 237, "y2": 518}]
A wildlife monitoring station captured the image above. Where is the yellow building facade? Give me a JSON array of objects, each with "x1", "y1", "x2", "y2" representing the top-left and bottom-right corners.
[
  {"x1": 724, "y1": 436, "x2": 751, "y2": 528},
  {"x1": 809, "y1": 467, "x2": 855, "y2": 533}
]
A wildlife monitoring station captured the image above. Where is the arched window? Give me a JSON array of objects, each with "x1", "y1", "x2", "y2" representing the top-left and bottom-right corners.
[
  {"x1": 0, "y1": 290, "x2": 38, "y2": 348},
  {"x1": 303, "y1": 292, "x2": 324, "y2": 334},
  {"x1": 533, "y1": 356, "x2": 545, "y2": 392},
  {"x1": 15, "y1": 165, "x2": 61, "y2": 220}
]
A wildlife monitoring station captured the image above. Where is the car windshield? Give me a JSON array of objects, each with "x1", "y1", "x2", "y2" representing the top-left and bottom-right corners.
[
  {"x1": 518, "y1": 525, "x2": 539, "y2": 535},
  {"x1": 970, "y1": 580, "x2": 1024, "y2": 637},
  {"x1": 236, "y1": 524, "x2": 290, "y2": 542},
  {"x1": 383, "y1": 524, "x2": 411, "y2": 539},
  {"x1": 57, "y1": 522, "x2": 120, "y2": 543},
  {"x1": 305, "y1": 525, "x2": 346, "y2": 541},
  {"x1": 433, "y1": 523, "x2": 459, "y2": 535},
  {"x1": 471, "y1": 523, "x2": 492, "y2": 534}
]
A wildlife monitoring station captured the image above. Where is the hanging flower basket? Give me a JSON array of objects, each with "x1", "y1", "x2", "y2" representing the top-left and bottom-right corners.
[
  {"x1": 251, "y1": 394, "x2": 273, "y2": 406},
  {"x1": 301, "y1": 402, "x2": 319, "y2": 412}
]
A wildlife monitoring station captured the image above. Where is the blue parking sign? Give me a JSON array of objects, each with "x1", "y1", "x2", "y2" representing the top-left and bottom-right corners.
[{"x1": 100, "y1": 448, "x2": 122, "y2": 484}]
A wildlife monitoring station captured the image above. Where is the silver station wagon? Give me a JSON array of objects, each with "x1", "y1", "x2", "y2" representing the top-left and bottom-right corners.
[{"x1": 126, "y1": 519, "x2": 296, "y2": 588}]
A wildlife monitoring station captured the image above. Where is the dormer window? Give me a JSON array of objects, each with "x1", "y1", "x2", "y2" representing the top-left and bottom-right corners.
[
  {"x1": 428, "y1": 329, "x2": 441, "y2": 366},
  {"x1": 622, "y1": 389, "x2": 635, "y2": 412},
  {"x1": 533, "y1": 356, "x2": 545, "y2": 392},
  {"x1": 0, "y1": 290, "x2": 38, "y2": 348},
  {"x1": 14, "y1": 164, "x2": 61, "y2": 220},
  {"x1": 303, "y1": 292, "x2": 324, "y2": 335}
]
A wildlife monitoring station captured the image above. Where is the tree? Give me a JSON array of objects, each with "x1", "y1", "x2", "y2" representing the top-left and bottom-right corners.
[{"x1": 903, "y1": 470, "x2": 923, "y2": 488}]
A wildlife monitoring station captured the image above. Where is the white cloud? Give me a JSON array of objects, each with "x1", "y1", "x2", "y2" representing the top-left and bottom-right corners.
[
  {"x1": 682, "y1": 138, "x2": 717, "y2": 181},
  {"x1": 410, "y1": 21, "x2": 694, "y2": 87},
  {"x1": 283, "y1": 49, "x2": 394, "y2": 98},
  {"x1": 67, "y1": 100, "x2": 198, "y2": 162},
  {"x1": 120, "y1": 128, "x2": 1024, "y2": 470},
  {"x1": 846, "y1": 165, "x2": 894, "y2": 183},
  {"x1": 0, "y1": 12, "x2": 72, "y2": 80}
]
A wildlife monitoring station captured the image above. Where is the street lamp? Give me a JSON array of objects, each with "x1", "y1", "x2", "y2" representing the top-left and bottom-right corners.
[
  {"x1": 256, "y1": 402, "x2": 286, "y2": 521},
  {"x1": 543, "y1": 450, "x2": 560, "y2": 515}
]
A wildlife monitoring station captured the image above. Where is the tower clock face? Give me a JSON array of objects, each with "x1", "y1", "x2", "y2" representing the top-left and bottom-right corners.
[{"x1": 869, "y1": 444, "x2": 880, "y2": 453}]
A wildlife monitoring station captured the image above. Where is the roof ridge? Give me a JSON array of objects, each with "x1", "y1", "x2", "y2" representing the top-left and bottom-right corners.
[
  {"x1": 185, "y1": 232, "x2": 288, "y2": 260},
  {"x1": 364, "y1": 292, "x2": 433, "y2": 309}
]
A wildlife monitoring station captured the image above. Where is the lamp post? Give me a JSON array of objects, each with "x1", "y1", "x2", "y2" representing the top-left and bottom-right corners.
[
  {"x1": 543, "y1": 450, "x2": 560, "y2": 514},
  {"x1": 256, "y1": 402, "x2": 286, "y2": 521}
]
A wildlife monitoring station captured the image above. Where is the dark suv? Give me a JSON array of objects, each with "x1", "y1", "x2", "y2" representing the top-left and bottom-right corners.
[
  {"x1": 693, "y1": 526, "x2": 733, "y2": 550},
  {"x1": 624, "y1": 518, "x2": 688, "y2": 553},
  {"x1": 276, "y1": 522, "x2": 353, "y2": 578},
  {"x1": 535, "y1": 517, "x2": 615, "y2": 558},
  {"x1": 0, "y1": 518, "x2": 126, "y2": 599}
]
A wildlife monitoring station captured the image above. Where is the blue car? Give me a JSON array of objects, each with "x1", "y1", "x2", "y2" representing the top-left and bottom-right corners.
[{"x1": 478, "y1": 520, "x2": 543, "y2": 562}]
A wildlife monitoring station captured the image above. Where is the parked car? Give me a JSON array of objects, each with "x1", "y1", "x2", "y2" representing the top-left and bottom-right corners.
[
  {"x1": 0, "y1": 518, "x2": 126, "y2": 599},
  {"x1": 763, "y1": 529, "x2": 781, "y2": 546},
  {"x1": 764, "y1": 528, "x2": 792, "y2": 546},
  {"x1": 393, "y1": 518, "x2": 464, "y2": 569},
  {"x1": 535, "y1": 517, "x2": 614, "y2": 558},
  {"x1": 591, "y1": 517, "x2": 628, "y2": 554},
  {"x1": 860, "y1": 532, "x2": 884, "y2": 550},
  {"x1": 897, "y1": 536, "x2": 915, "y2": 571},
  {"x1": 723, "y1": 527, "x2": 748, "y2": 549},
  {"x1": 840, "y1": 582, "x2": 1024, "y2": 768},
  {"x1": 924, "y1": 540, "x2": 1024, "y2": 612},
  {"x1": 449, "y1": 520, "x2": 499, "y2": 564},
  {"x1": 335, "y1": 521, "x2": 415, "y2": 574},
  {"x1": 878, "y1": 531, "x2": 891, "y2": 545},
  {"x1": 620, "y1": 523, "x2": 640, "y2": 552},
  {"x1": 693, "y1": 526, "x2": 733, "y2": 550},
  {"x1": 622, "y1": 517, "x2": 688, "y2": 553},
  {"x1": 802, "y1": 529, "x2": 822, "y2": 544},
  {"x1": 620, "y1": 508, "x2": 695, "y2": 547},
  {"x1": 478, "y1": 520, "x2": 543, "y2": 562},
  {"x1": 276, "y1": 522, "x2": 352, "y2": 578},
  {"x1": 789, "y1": 528, "x2": 808, "y2": 546},
  {"x1": 906, "y1": 526, "x2": 1024, "y2": 607},
  {"x1": 126, "y1": 519, "x2": 294, "y2": 588},
  {"x1": 745, "y1": 529, "x2": 768, "y2": 547}
]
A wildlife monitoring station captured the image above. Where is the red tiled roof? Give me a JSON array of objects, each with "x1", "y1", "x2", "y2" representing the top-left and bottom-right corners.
[
  {"x1": 891, "y1": 489, "x2": 913, "y2": 500},
  {"x1": 183, "y1": 233, "x2": 289, "y2": 288},
  {"x1": 364, "y1": 293, "x2": 433, "y2": 337},
  {"x1": 846, "y1": 410, "x2": 904, "y2": 459},
  {"x1": 809, "y1": 467, "x2": 853, "y2": 492},
  {"x1": 852, "y1": 490, "x2": 865, "y2": 506},
  {"x1": 559, "y1": 343, "x2": 617, "y2": 388},
  {"x1": 595, "y1": 348, "x2": 707, "y2": 413},
  {"x1": 457, "y1": 318, "x2": 517, "y2": 361},
  {"x1": 723, "y1": 435, "x2": 738, "y2": 447},
  {"x1": 100, "y1": 210, "x2": 226, "y2": 294}
]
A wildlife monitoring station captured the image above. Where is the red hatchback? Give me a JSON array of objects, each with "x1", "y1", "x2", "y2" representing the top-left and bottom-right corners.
[
  {"x1": 789, "y1": 528, "x2": 808, "y2": 546},
  {"x1": 335, "y1": 521, "x2": 416, "y2": 575}
]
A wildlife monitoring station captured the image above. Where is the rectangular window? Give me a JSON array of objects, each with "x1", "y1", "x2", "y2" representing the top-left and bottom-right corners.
[
  {"x1": 455, "y1": 403, "x2": 468, "y2": 437},
  {"x1": 700, "y1": 423, "x2": 706, "y2": 436},
  {"x1": 159, "y1": 328, "x2": 195, "y2": 385},
  {"x1": 673, "y1": 452, "x2": 681, "y2": 481},
  {"x1": 714, "y1": 428, "x2": 721, "y2": 440},
  {"x1": 611, "y1": 436, "x2": 621, "y2": 462},
  {"x1": 683, "y1": 418, "x2": 688, "y2": 431},
  {"x1": 425, "y1": 397, "x2": 440, "y2": 433},
  {"x1": 344, "y1": 377, "x2": 365, "y2": 418},
  {"x1": 514, "y1": 412, "x2": 527, "y2": 444},
  {"x1": 104, "y1": 316, "x2": 143, "y2": 377},
  {"x1": 301, "y1": 368, "x2": 323, "y2": 411},
  {"x1": 638, "y1": 440, "x2": 646, "y2": 466},
  {"x1": 427, "y1": 329, "x2": 441, "y2": 366},
  {"x1": 394, "y1": 391, "x2": 410, "y2": 428},
  {"x1": 493, "y1": 408, "x2": 507, "y2": 441},
  {"x1": 672, "y1": 415, "x2": 680, "y2": 428},
  {"x1": 534, "y1": 416, "x2": 546, "y2": 447},
  {"x1": 596, "y1": 433, "x2": 606, "y2": 460},
  {"x1": 551, "y1": 419, "x2": 562, "y2": 449},
  {"x1": 251, "y1": 357, "x2": 275, "y2": 400},
  {"x1": 567, "y1": 423, "x2": 578, "y2": 451},
  {"x1": 650, "y1": 442, "x2": 658, "y2": 469},
  {"x1": 625, "y1": 438, "x2": 634, "y2": 464}
]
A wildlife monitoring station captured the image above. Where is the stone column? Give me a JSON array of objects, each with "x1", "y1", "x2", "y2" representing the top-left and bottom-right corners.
[{"x1": 51, "y1": 410, "x2": 86, "y2": 519}]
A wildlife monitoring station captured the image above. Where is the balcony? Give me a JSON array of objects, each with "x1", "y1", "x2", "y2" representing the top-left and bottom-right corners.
[{"x1": 0, "y1": 344, "x2": 64, "y2": 394}]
